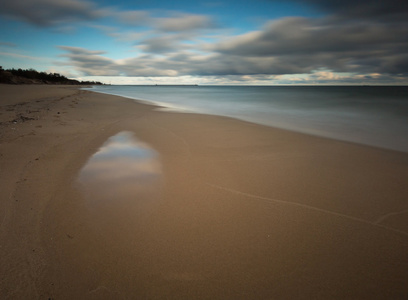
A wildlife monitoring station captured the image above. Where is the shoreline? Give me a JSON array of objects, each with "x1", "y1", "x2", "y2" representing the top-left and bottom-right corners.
[
  {"x1": 85, "y1": 85, "x2": 408, "y2": 154},
  {"x1": 1, "y1": 84, "x2": 408, "y2": 298}
]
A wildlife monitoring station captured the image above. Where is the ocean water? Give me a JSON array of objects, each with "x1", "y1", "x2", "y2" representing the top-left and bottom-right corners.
[{"x1": 85, "y1": 85, "x2": 408, "y2": 153}]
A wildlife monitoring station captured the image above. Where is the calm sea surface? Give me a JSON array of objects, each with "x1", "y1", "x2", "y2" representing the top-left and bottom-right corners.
[{"x1": 85, "y1": 85, "x2": 408, "y2": 153}]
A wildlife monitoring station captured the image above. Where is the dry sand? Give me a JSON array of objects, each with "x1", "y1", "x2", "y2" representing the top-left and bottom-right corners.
[{"x1": 1, "y1": 84, "x2": 408, "y2": 299}]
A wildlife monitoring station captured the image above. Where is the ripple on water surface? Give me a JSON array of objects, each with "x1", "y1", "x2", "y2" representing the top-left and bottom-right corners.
[{"x1": 77, "y1": 131, "x2": 162, "y2": 226}]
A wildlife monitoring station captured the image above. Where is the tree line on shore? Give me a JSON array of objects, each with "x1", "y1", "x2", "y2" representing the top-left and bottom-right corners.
[{"x1": 0, "y1": 66, "x2": 103, "y2": 85}]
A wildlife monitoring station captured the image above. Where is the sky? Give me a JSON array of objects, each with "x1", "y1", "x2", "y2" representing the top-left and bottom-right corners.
[{"x1": 0, "y1": 0, "x2": 408, "y2": 85}]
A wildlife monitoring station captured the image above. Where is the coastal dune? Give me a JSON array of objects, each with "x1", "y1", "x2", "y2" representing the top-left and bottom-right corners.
[{"x1": 1, "y1": 85, "x2": 408, "y2": 299}]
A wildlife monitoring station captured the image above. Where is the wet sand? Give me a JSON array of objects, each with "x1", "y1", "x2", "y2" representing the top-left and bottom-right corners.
[{"x1": 1, "y1": 84, "x2": 408, "y2": 299}]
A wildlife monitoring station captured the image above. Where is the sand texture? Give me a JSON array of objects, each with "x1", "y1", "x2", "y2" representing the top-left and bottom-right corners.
[{"x1": 1, "y1": 84, "x2": 408, "y2": 299}]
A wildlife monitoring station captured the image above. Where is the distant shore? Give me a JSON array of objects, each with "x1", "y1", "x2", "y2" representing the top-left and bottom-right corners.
[
  {"x1": 1, "y1": 84, "x2": 408, "y2": 299},
  {"x1": 0, "y1": 67, "x2": 103, "y2": 85}
]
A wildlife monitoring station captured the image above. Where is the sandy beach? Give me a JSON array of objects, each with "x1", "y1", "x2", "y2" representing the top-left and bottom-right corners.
[{"x1": 1, "y1": 84, "x2": 408, "y2": 299}]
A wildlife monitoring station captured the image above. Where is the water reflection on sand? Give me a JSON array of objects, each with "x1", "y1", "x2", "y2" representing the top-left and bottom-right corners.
[{"x1": 78, "y1": 131, "x2": 162, "y2": 223}]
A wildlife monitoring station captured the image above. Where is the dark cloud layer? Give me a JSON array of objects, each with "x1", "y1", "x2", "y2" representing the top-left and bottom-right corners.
[
  {"x1": 0, "y1": 0, "x2": 103, "y2": 26},
  {"x1": 295, "y1": 0, "x2": 408, "y2": 20},
  {"x1": 213, "y1": 16, "x2": 408, "y2": 75}
]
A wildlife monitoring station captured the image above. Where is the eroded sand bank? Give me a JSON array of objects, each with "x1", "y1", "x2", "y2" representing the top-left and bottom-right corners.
[{"x1": 1, "y1": 84, "x2": 408, "y2": 299}]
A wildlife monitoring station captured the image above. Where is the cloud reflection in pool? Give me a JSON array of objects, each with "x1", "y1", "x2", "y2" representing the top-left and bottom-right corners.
[{"x1": 78, "y1": 131, "x2": 162, "y2": 222}]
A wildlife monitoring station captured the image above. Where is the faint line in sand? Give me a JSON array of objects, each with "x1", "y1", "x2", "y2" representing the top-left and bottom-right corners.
[
  {"x1": 374, "y1": 209, "x2": 408, "y2": 225},
  {"x1": 206, "y1": 183, "x2": 408, "y2": 238}
]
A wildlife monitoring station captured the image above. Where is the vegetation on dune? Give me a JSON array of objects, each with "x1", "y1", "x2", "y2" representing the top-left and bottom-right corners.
[{"x1": 0, "y1": 66, "x2": 103, "y2": 85}]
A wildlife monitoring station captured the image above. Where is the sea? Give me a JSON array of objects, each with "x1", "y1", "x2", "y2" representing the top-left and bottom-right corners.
[{"x1": 84, "y1": 85, "x2": 408, "y2": 153}]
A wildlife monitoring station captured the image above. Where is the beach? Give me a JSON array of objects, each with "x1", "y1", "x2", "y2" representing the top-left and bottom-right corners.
[{"x1": 1, "y1": 84, "x2": 408, "y2": 299}]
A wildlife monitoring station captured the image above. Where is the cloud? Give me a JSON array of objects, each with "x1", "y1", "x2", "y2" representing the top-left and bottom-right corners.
[
  {"x1": 293, "y1": 0, "x2": 408, "y2": 21},
  {"x1": 109, "y1": 31, "x2": 146, "y2": 43},
  {"x1": 88, "y1": 25, "x2": 146, "y2": 42},
  {"x1": 0, "y1": 0, "x2": 104, "y2": 26},
  {"x1": 115, "y1": 10, "x2": 150, "y2": 26},
  {"x1": 56, "y1": 43, "x2": 310, "y2": 77},
  {"x1": 58, "y1": 46, "x2": 106, "y2": 55},
  {"x1": 211, "y1": 16, "x2": 408, "y2": 75},
  {"x1": 0, "y1": 41, "x2": 17, "y2": 47},
  {"x1": 112, "y1": 10, "x2": 218, "y2": 33},
  {"x1": 126, "y1": 13, "x2": 218, "y2": 54},
  {"x1": 0, "y1": 52, "x2": 44, "y2": 60},
  {"x1": 137, "y1": 35, "x2": 181, "y2": 54},
  {"x1": 214, "y1": 17, "x2": 405, "y2": 57},
  {"x1": 154, "y1": 13, "x2": 217, "y2": 32},
  {"x1": 90, "y1": 11, "x2": 217, "y2": 52},
  {"x1": 57, "y1": 46, "x2": 120, "y2": 76},
  {"x1": 58, "y1": 46, "x2": 181, "y2": 76},
  {"x1": 118, "y1": 55, "x2": 181, "y2": 76},
  {"x1": 136, "y1": 33, "x2": 196, "y2": 54}
]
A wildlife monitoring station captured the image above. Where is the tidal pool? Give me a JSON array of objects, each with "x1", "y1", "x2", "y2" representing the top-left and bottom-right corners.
[{"x1": 77, "y1": 131, "x2": 162, "y2": 223}]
